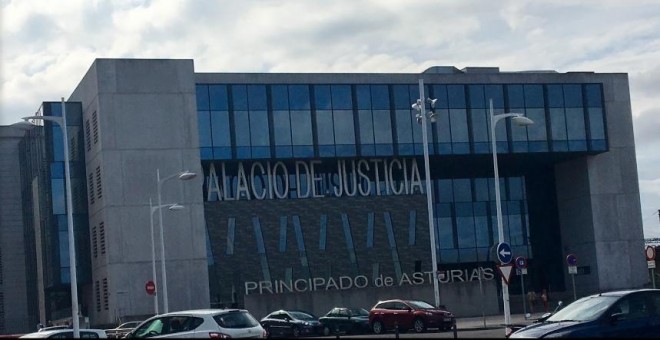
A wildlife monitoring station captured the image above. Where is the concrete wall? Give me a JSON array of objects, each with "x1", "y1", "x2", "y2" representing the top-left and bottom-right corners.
[
  {"x1": 244, "y1": 280, "x2": 499, "y2": 320},
  {"x1": 69, "y1": 59, "x2": 209, "y2": 325},
  {"x1": 0, "y1": 127, "x2": 32, "y2": 333},
  {"x1": 555, "y1": 74, "x2": 647, "y2": 296}
]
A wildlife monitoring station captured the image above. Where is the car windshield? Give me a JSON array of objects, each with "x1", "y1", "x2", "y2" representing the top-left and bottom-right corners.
[
  {"x1": 547, "y1": 295, "x2": 619, "y2": 322},
  {"x1": 119, "y1": 321, "x2": 141, "y2": 328},
  {"x1": 289, "y1": 311, "x2": 316, "y2": 320},
  {"x1": 407, "y1": 301, "x2": 436, "y2": 309},
  {"x1": 213, "y1": 311, "x2": 260, "y2": 328},
  {"x1": 349, "y1": 308, "x2": 369, "y2": 316}
]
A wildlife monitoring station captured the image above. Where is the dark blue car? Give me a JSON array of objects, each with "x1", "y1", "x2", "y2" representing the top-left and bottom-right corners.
[{"x1": 509, "y1": 288, "x2": 660, "y2": 338}]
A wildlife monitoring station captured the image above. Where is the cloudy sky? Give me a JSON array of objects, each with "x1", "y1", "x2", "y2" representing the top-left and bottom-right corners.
[{"x1": 2, "y1": 0, "x2": 660, "y2": 238}]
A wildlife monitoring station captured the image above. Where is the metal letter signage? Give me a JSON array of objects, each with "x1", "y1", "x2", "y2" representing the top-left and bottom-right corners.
[{"x1": 497, "y1": 242, "x2": 513, "y2": 264}]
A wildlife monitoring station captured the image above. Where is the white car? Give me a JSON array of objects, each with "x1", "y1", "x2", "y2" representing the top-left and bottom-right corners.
[
  {"x1": 20, "y1": 328, "x2": 107, "y2": 338},
  {"x1": 124, "y1": 309, "x2": 267, "y2": 338}
]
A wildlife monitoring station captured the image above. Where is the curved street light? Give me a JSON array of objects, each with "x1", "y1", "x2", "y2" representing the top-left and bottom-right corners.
[
  {"x1": 489, "y1": 98, "x2": 533, "y2": 336},
  {"x1": 156, "y1": 169, "x2": 196, "y2": 313},
  {"x1": 19, "y1": 98, "x2": 81, "y2": 338},
  {"x1": 148, "y1": 200, "x2": 184, "y2": 315}
]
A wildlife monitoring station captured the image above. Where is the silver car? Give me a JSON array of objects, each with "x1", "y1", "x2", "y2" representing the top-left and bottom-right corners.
[{"x1": 124, "y1": 309, "x2": 266, "y2": 338}]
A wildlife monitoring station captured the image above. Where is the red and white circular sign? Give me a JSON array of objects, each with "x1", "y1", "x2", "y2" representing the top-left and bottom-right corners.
[
  {"x1": 145, "y1": 280, "x2": 156, "y2": 295},
  {"x1": 645, "y1": 246, "x2": 656, "y2": 261}
]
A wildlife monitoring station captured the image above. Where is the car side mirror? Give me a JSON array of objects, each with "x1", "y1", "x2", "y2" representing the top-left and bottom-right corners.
[{"x1": 609, "y1": 312, "x2": 624, "y2": 324}]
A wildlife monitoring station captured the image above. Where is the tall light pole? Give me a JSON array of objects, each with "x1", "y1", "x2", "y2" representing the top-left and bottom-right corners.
[
  {"x1": 20, "y1": 98, "x2": 81, "y2": 338},
  {"x1": 149, "y1": 199, "x2": 184, "y2": 315},
  {"x1": 412, "y1": 79, "x2": 440, "y2": 308},
  {"x1": 156, "y1": 169, "x2": 196, "y2": 313},
  {"x1": 489, "y1": 98, "x2": 533, "y2": 335}
]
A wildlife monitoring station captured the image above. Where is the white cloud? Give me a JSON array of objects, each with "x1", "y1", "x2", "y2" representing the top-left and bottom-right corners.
[{"x1": 2, "y1": 0, "x2": 660, "y2": 238}]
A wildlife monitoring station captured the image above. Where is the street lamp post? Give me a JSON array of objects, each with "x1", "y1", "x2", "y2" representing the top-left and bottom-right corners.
[
  {"x1": 412, "y1": 79, "x2": 440, "y2": 308},
  {"x1": 489, "y1": 99, "x2": 533, "y2": 335},
  {"x1": 20, "y1": 98, "x2": 81, "y2": 338},
  {"x1": 149, "y1": 199, "x2": 184, "y2": 315},
  {"x1": 156, "y1": 169, "x2": 196, "y2": 313}
]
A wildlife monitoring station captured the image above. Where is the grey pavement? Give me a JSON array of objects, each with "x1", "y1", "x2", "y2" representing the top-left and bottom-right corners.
[{"x1": 456, "y1": 312, "x2": 547, "y2": 330}]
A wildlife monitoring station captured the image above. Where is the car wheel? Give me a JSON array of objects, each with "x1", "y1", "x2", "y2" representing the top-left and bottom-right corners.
[
  {"x1": 292, "y1": 326, "x2": 301, "y2": 338},
  {"x1": 323, "y1": 326, "x2": 331, "y2": 336},
  {"x1": 372, "y1": 320, "x2": 384, "y2": 334},
  {"x1": 413, "y1": 318, "x2": 426, "y2": 333}
]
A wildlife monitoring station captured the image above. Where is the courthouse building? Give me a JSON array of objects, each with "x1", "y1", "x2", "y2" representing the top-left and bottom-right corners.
[{"x1": 0, "y1": 58, "x2": 648, "y2": 330}]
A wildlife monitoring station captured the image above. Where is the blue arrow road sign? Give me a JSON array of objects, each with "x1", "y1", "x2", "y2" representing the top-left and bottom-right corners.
[{"x1": 497, "y1": 242, "x2": 513, "y2": 264}]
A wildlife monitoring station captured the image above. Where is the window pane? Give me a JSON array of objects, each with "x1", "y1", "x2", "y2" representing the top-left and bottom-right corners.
[
  {"x1": 291, "y1": 110, "x2": 313, "y2": 146},
  {"x1": 566, "y1": 108, "x2": 586, "y2": 141},
  {"x1": 469, "y1": 85, "x2": 486, "y2": 109},
  {"x1": 232, "y1": 85, "x2": 248, "y2": 111},
  {"x1": 333, "y1": 110, "x2": 355, "y2": 145},
  {"x1": 588, "y1": 107, "x2": 606, "y2": 140},
  {"x1": 331, "y1": 85, "x2": 352, "y2": 110},
  {"x1": 485, "y1": 85, "x2": 504, "y2": 109},
  {"x1": 272, "y1": 85, "x2": 289, "y2": 110},
  {"x1": 198, "y1": 111, "x2": 212, "y2": 147},
  {"x1": 289, "y1": 85, "x2": 310, "y2": 110},
  {"x1": 315, "y1": 85, "x2": 332, "y2": 110},
  {"x1": 249, "y1": 110, "x2": 270, "y2": 146},
  {"x1": 234, "y1": 111, "x2": 250, "y2": 147},
  {"x1": 356, "y1": 85, "x2": 371, "y2": 110},
  {"x1": 196, "y1": 85, "x2": 209, "y2": 110},
  {"x1": 563, "y1": 84, "x2": 583, "y2": 108},
  {"x1": 447, "y1": 85, "x2": 466, "y2": 108},
  {"x1": 373, "y1": 110, "x2": 392, "y2": 144},
  {"x1": 273, "y1": 110, "x2": 292, "y2": 146},
  {"x1": 210, "y1": 85, "x2": 228, "y2": 110},
  {"x1": 506, "y1": 85, "x2": 524, "y2": 108},
  {"x1": 211, "y1": 111, "x2": 231, "y2": 147},
  {"x1": 316, "y1": 110, "x2": 334, "y2": 145},
  {"x1": 456, "y1": 203, "x2": 476, "y2": 249},
  {"x1": 550, "y1": 108, "x2": 567, "y2": 141},
  {"x1": 393, "y1": 85, "x2": 411, "y2": 109},
  {"x1": 524, "y1": 85, "x2": 544, "y2": 108},
  {"x1": 395, "y1": 109, "x2": 413, "y2": 144},
  {"x1": 453, "y1": 179, "x2": 472, "y2": 202},
  {"x1": 358, "y1": 110, "x2": 374, "y2": 144},
  {"x1": 52, "y1": 179, "x2": 65, "y2": 214},
  {"x1": 371, "y1": 85, "x2": 389, "y2": 110},
  {"x1": 547, "y1": 85, "x2": 564, "y2": 108},
  {"x1": 585, "y1": 84, "x2": 603, "y2": 107}
]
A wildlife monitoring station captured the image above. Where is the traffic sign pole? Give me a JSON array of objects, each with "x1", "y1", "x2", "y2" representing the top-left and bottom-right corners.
[{"x1": 566, "y1": 254, "x2": 578, "y2": 301}]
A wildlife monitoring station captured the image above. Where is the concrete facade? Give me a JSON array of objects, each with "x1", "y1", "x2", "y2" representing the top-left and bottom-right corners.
[{"x1": 68, "y1": 59, "x2": 209, "y2": 325}]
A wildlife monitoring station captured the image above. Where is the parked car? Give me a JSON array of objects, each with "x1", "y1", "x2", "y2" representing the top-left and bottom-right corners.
[
  {"x1": 105, "y1": 321, "x2": 143, "y2": 339},
  {"x1": 368, "y1": 299, "x2": 454, "y2": 334},
  {"x1": 509, "y1": 288, "x2": 660, "y2": 338},
  {"x1": 20, "y1": 328, "x2": 107, "y2": 338},
  {"x1": 259, "y1": 310, "x2": 323, "y2": 337},
  {"x1": 36, "y1": 326, "x2": 70, "y2": 333},
  {"x1": 318, "y1": 307, "x2": 370, "y2": 335},
  {"x1": 123, "y1": 309, "x2": 266, "y2": 338}
]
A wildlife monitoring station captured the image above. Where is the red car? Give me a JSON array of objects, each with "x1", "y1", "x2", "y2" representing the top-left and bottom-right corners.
[{"x1": 368, "y1": 299, "x2": 454, "y2": 334}]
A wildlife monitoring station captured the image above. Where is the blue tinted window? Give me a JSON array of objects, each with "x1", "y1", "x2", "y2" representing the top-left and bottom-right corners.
[
  {"x1": 431, "y1": 85, "x2": 449, "y2": 109},
  {"x1": 395, "y1": 109, "x2": 413, "y2": 145},
  {"x1": 196, "y1": 85, "x2": 209, "y2": 110},
  {"x1": 449, "y1": 109, "x2": 469, "y2": 153},
  {"x1": 51, "y1": 162, "x2": 64, "y2": 179},
  {"x1": 436, "y1": 179, "x2": 453, "y2": 203},
  {"x1": 231, "y1": 85, "x2": 248, "y2": 110},
  {"x1": 506, "y1": 85, "x2": 524, "y2": 108},
  {"x1": 291, "y1": 111, "x2": 313, "y2": 156},
  {"x1": 469, "y1": 85, "x2": 485, "y2": 109},
  {"x1": 331, "y1": 85, "x2": 352, "y2": 110},
  {"x1": 209, "y1": 85, "x2": 228, "y2": 110},
  {"x1": 550, "y1": 108, "x2": 568, "y2": 144},
  {"x1": 359, "y1": 110, "x2": 375, "y2": 145},
  {"x1": 547, "y1": 85, "x2": 564, "y2": 108},
  {"x1": 253, "y1": 217, "x2": 266, "y2": 254},
  {"x1": 341, "y1": 214, "x2": 357, "y2": 266},
  {"x1": 447, "y1": 85, "x2": 466, "y2": 108},
  {"x1": 453, "y1": 179, "x2": 472, "y2": 202},
  {"x1": 333, "y1": 110, "x2": 355, "y2": 145},
  {"x1": 474, "y1": 203, "x2": 490, "y2": 247},
  {"x1": 59, "y1": 230, "x2": 69, "y2": 267},
  {"x1": 198, "y1": 111, "x2": 212, "y2": 147},
  {"x1": 508, "y1": 177, "x2": 524, "y2": 200},
  {"x1": 371, "y1": 85, "x2": 390, "y2": 110},
  {"x1": 526, "y1": 108, "x2": 547, "y2": 142},
  {"x1": 249, "y1": 110, "x2": 270, "y2": 147},
  {"x1": 563, "y1": 84, "x2": 583, "y2": 108},
  {"x1": 52, "y1": 127, "x2": 64, "y2": 161},
  {"x1": 316, "y1": 110, "x2": 335, "y2": 146},
  {"x1": 588, "y1": 107, "x2": 606, "y2": 140},
  {"x1": 248, "y1": 85, "x2": 267, "y2": 110},
  {"x1": 470, "y1": 108, "x2": 489, "y2": 148},
  {"x1": 289, "y1": 85, "x2": 310, "y2": 110},
  {"x1": 456, "y1": 203, "x2": 475, "y2": 248},
  {"x1": 273, "y1": 110, "x2": 292, "y2": 146},
  {"x1": 566, "y1": 108, "x2": 586, "y2": 143},
  {"x1": 373, "y1": 110, "x2": 392, "y2": 145},
  {"x1": 473, "y1": 178, "x2": 490, "y2": 201},
  {"x1": 211, "y1": 111, "x2": 231, "y2": 147},
  {"x1": 52, "y1": 179, "x2": 65, "y2": 214},
  {"x1": 585, "y1": 84, "x2": 603, "y2": 107},
  {"x1": 437, "y1": 204, "x2": 454, "y2": 250},
  {"x1": 485, "y1": 85, "x2": 504, "y2": 109},
  {"x1": 356, "y1": 85, "x2": 371, "y2": 110},
  {"x1": 524, "y1": 85, "x2": 544, "y2": 108},
  {"x1": 393, "y1": 85, "x2": 411, "y2": 109},
  {"x1": 293, "y1": 216, "x2": 306, "y2": 252},
  {"x1": 315, "y1": 85, "x2": 332, "y2": 110},
  {"x1": 234, "y1": 111, "x2": 250, "y2": 147},
  {"x1": 272, "y1": 85, "x2": 289, "y2": 110},
  {"x1": 434, "y1": 108, "x2": 451, "y2": 153}
]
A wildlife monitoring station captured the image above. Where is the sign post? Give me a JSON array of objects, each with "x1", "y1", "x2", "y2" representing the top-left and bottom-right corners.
[
  {"x1": 646, "y1": 246, "x2": 656, "y2": 289},
  {"x1": 515, "y1": 257, "x2": 528, "y2": 317},
  {"x1": 566, "y1": 254, "x2": 577, "y2": 301}
]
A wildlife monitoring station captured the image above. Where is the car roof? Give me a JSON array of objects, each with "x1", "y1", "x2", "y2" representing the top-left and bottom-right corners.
[
  {"x1": 589, "y1": 288, "x2": 659, "y2": 297},
  {"x1": 21, "y1": 329, "x2": 106, "y2": 338},
  {"x1": 160, "y1": 308, "x2": 248, "y2": 316}
]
